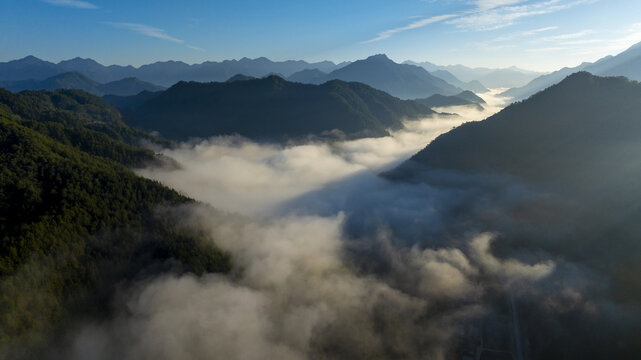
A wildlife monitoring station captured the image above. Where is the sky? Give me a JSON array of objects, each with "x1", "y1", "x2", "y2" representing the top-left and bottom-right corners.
[{"x1": 1, "y1": 0, "x2": 640, "y2": 71}]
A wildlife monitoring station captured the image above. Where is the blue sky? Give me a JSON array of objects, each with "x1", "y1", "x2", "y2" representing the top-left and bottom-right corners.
[{"x1": 1, "y1": 0, "x2": 640, "y2": 71}]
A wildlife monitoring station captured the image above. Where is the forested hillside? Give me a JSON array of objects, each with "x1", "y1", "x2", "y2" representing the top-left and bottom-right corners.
[
  {"x1": 0, "y1": 89, "x2": 230, "y2": 357},
  {"x1": 114, "y1": 76, "x2": 435, "y2": 141}
]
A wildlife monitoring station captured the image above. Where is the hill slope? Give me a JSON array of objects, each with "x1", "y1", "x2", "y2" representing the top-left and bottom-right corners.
[
  {"x1": 116, "y1": 76, "x2": 436, "y2": 141},
  {"x1": 399, "y1": 72, "x2": 641, "y2": 186},
  {"x1": 390, "y1": 72, "x2": 641, "y2": 358},
  {"x1": 0, "y1": 89, "x2": 229, "y2": 356},
  {"x1": 414, "y1": 90, "x2": 485, "y2": 110}
]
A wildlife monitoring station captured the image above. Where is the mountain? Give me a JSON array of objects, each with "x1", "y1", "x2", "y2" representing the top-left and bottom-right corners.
[
  {"x1": 102, "y1": 90, "x2": 163, "y2": 111},
  {"x1": 414, "y1": 90, "x2": 485, "y2": 110},
  {"x1": 0, "y1": 72, "x2": 165, "y2": 96},
  {"x1": 321, "y1": 55, "x2": 462, "y2": 99},
  {"x1": 226, "y1": 74, "x2": 256, "y2": 82},
  {"x1": 503, "y1": 41, "x2": 641, "y2": 100},
  {"x1": 394, "y1": 72, "x2": 641, "y2": 189},
  {"x1": 0, "y1": 71, "x2": 101, "y2": 94},
  {"x1": 57, "y1": 57, "x2": 345, "y2": 87},
  {"x1": 58, "y1": 57, "x2": 137, "y2": 83},
  {"x1": 96, "y1": 77, "x2": 165, "y2": 96},
  {"x1": 406, "y1": 60, "x2": 542, "y2": 88},
  {"x1": 0, "y1": 56, "x2": 348, "y2": 88},
  {"x1": 389, "y1": 72, "x2": 641, "y2": 359},
  {"x1": 114, "y1": 76, "x2": 436, "y2": 141},
  {"x1": 287, "y1": 68, "x2": 327, "y2": 83},
  {"x1": 0, "y1": 56, "x2": 63, "y2": 81},
  {"x1": 0, "y1": 88, "x2": 229, "y2": 355},
  {"x1": 431, "y1": 70, "x2": 488, "y2": 93}
]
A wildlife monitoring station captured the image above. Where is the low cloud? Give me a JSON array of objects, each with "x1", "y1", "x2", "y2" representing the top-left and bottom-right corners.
[{"x1": 50, "y1": 88, "x2": 641, "y2": 358}]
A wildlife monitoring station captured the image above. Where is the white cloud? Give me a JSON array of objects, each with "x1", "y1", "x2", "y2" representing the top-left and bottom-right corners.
[
  {"x1": 474, "y1": 0, "x2": 527, "y2": 11},
  {"x1": 449, "y1": 0, "x2": 593, "y2": 31},
  {"x1": 106, "y1": 22, "x2": 184, "y2": 43},
  {"x1": 187, "y1": 45, "x2": 205, "y2": 51},
  {"x1": 540, "y1": 30, "x2": 594, "y2": 41},
  {"x1": 42, "y1": 0, "x2": 98, "y2": 9},
  {"x1": 362, "y1": 14, "x2": 456, "y2": 43},
  {"x1": 362, "y1": 0, "x2": 592, "y2": 44}
]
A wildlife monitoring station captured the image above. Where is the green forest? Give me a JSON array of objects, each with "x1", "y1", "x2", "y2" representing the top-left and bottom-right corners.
[{"x1": 0, "y1": 89, "x2": 230, "y2": 357}]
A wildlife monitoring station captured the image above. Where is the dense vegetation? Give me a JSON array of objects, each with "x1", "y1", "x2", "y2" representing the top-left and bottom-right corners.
[
  {"x1": 413, "y1": 90, "x2": 485, "y2": 110},
  {"x1": 0, "y1": 89, "x2": 230, "y2": 357},
  {"x1": 111, "y1": 75, "x2": 436, "y2": 141}
]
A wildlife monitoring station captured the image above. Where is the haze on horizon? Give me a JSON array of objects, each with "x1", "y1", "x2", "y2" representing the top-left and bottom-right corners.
[{"x1": 2, "y1": 0, "x2": 641, "y2": 72}]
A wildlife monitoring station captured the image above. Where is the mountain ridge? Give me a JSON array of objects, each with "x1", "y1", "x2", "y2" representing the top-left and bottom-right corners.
[{"x1": 111, "y1": 75, "x2": 436, "y2": 141}]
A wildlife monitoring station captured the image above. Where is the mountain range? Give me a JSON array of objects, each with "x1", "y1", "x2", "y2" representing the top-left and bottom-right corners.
[
  {"x1": 0, "y1": 56, "x2": 348, "y2": 87},
  {"x1": 429, "y1": 70, "x2": 488, "y2": 93},
  {"x1": 405, "y1": 60, "x2": 543, "y2": 88},
  {"x1": 286, "y1": 54, "x2": 463, "y2": 99},
  {"x1": 0, "y1": 71, "x2": 164, "y2": 96},
  {"x1": 110, "y1": 75, "x2": 436, "y2": 141},
  {"x1": 502, "y1": 41, "x2": 641, "y2": 100}
]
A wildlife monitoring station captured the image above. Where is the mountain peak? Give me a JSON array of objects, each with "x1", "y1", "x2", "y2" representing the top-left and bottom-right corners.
[
  {"x1": 18, "y1": 55, "x2": 44, "y2": 63},
  {"x1": 365, "y1": 54, "x2": 392, "y2": 62}
]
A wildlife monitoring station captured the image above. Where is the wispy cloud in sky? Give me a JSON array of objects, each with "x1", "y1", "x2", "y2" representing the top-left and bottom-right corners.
[
  {"x1": 106, "y1": 22, "x2": 184, "y2": 43},
  {"x1": 187, "y1": 45, "x2": 205, "y2": 52},
  {"x1": 474, "y1": 0, "x2": 528, "y2": 11},
  {"x1": 364, "y1": 0, "x2": 592, "y2": 43},
  {"x1": 42, "y1": 0, "x2": 98, "y2": 9},
  {"x1": 362, "y1": 14, "x2": 456, "y2": 43},
  {"x1": 539, "y1": 30, "x2": 594, "y2": 41},
  {"x1": 448, "y1": 0, "x2": 592, "y2": 31}
]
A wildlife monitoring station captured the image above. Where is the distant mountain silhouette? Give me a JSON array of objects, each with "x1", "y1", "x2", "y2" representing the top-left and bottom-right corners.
[
  {"x1": 96, "y1": 77, "x2": 165, "y2": 96},
  {"x1": 317, "y1": 54, "x2": 462, "y2": 99},
  {"x1": 226, "y1": 74, "x2": 256, "y2": 82},
  {"x1": 393, "y1": 72, "x2": 641, "y2": 189},
  {"x1": 431, "y1": 70, "x2": 488, "y2": 93},
  {"x1": 406, "y1": 60, "x2": 542, "y2": 88},
  {"x1": 503, "y1": 41, "x2": 641, "y2": 100},
  {"x1": 0, "y1": 56, "x2": 347, "y2": 87},
  {"x1": 112, "y1": 76, "x2": 436, "y2": 141},
  {"x1": 287, "y1": 69, "x2": 327, "y2": 83},
  {"x1": 102, "y1": 90, "x2": 163, "y2": 110},
  {"x1": 414, "y1": 90, "x2": 485, "y2": 110},
  {"x1": 58, "y1": 57, "x2": 136, "y2": 83},
  {"x1": 0, "y1": 72, "x2": 100, "y2": 93},
  {"x1": 0, "y1": 72, "x2": 164, "y2": 96},
  {"x1": 0, "y1": 56, "x2": 63, "y2": 81}
]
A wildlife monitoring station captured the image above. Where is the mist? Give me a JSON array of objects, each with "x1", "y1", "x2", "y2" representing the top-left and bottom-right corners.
[{"x1": 60, "y1": 90, "x2": 641, "y2": 359}]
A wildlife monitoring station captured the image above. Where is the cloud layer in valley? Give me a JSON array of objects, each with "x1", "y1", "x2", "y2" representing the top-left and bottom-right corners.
[{"x1": 54, "y1": 90, "x2": 641, "y2": 359}]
